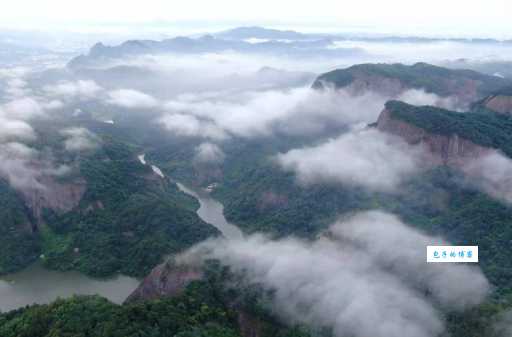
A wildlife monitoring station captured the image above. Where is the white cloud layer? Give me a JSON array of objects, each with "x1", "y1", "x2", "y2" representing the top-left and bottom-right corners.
[
  {"x1": 463, "y1": 150, "x2": 512, "y2": 204},
  {"x1": 182, "y1": 210, "x2": 489, "y2": 337},
  {"x1": 276, "y1": 128, "x2": 425, "y2": 191},
  {"x1": 1, "y1": 97, "x2": 45, "y2": 120},
  {"x1": 107, "y1": 89, "x2": 159, "y2": 108},
  {"x1": 194, "y1": 142, "x2": 226, "y2": 164},
  {"x1": 160, "y1": 87, "x2": 386, "y2": 139},
  {"x1": 0, "y1": 117, "x2": 35, "y2": 142},
  {"x1": 158, "y1": 113, "x2": 228, "y2": 140},
  {"x1": 0, "y1": 142, "x2": 69, "y2": 191},
  {"x1": 60, "y1": 127, "x2": 99, "y2": 152},
  {"x1": 156, "y1": 84, "x2": 460, "y2": 142},
  {"x1": 43, "y1": 80, "x2": 103, "y2": 99}
]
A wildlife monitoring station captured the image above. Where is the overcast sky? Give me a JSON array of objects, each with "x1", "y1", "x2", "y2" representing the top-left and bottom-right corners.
[{"x1": 1, "y1": 0, "x2": 510, "y2": 38}]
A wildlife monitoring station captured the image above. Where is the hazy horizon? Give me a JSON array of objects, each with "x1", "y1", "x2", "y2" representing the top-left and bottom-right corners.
[{"x1": 0, "y1": 0, "x2": 510, "y2": 40}]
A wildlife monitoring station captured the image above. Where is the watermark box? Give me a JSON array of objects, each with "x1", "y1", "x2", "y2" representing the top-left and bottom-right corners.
[{"x1": 427, "y1": 246, "x2": 478, "y2": 263}]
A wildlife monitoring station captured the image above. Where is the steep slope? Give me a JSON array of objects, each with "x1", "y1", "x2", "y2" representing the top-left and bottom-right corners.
[
  {"x1": 313, "y1": 63, "x2": 512, "y2": 104},
  {"x1": 378, "y1": 100, "x2": 512, "y2": 160},
  {"x1": 0, "y1": 123, "x2": 219, "y2": 277},
  {"x1": 127, "y1": 260, "x2": 204, "y2": 302},
  {"x1": 474, "y1": 87, "x2": 512, "y2": 114},
  {"x1": 0, "y1": 180, "x2": 39, "y2": 274},
  {"x1": 0, "y1": 261, "x2": 310, "y2": 337},
  {"x1": 127, "y1": 259, "x2": 311, "y2": 337},
  {"x1": 40, "y1": 136, "x2": 219, "y2": 277}
]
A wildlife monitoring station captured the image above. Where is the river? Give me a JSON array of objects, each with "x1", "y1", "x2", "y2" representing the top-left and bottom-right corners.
[
  {"x1": 138, "y1": 153, "x2": 243, "y2": 240},
  {"x1": 175, "y1": 182, "x2": 243, "y2": 240},
  {"x1": 0, "y1": 155, "x2": 242, "y2": 313}
]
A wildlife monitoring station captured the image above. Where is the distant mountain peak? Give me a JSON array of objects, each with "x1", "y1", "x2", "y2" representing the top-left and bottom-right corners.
[{"x1": 215, "y1": 26, "x2": 307, "y2": 40}]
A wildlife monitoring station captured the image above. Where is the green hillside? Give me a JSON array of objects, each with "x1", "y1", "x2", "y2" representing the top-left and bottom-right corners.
[
  {"x1": 0, "y1": 132, "x2": 218, "y2": 278},
  {"x1": 0, "y1": 181, "x2": 39, "y2": 274},
  {"x1": 385, "y1": 100, "x2": 512, "y2": 157},
  {"x1": 313, "y1": 62, "x2": 512, "y2": 97},
  {"x1": 0, "y1": 263, "x2": 310, "y2": 337}
]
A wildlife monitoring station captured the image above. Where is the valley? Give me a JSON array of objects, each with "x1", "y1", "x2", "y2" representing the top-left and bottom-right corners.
[
  {"x1": 0, "y1": 22, "x2": 511, "y2": 337},
  {"x1": 0, "y1": 159, "x2": 243, "y2": 311}
]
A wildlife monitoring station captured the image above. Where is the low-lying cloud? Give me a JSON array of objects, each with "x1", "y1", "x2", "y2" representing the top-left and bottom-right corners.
[
  {"x1": 0, "y1": 142, "x2": 69, "y2": 191},
  {"x1": 159, "y1": 87, "x2": 387, "y2": 140},
  {"x1": 463, "y1": 150, "x2": 512, "y2": 204},
  {"x1": 182, "y1": 210, "x2": 489, "y2": 337},
  {"x1": 276, "y1": 128, "x2": 425, "y2": 192},
  {"x1": 1, "y1": 97, "x2": 45, "y2": 120},
  {"x1": 60, "y1": 127, "x2": 99, "y2": 152},
  {"x1": 43, "y1": 80, "x2": 103, "y2": 100},
  {"x1": 107, "y1": 89, "x2": 159, "y2": 109},
  {"x1": 194, "y1": 142, "x2": 225, "y2": 164},
  {"x1": 156, "y1": 85, "x2": 461, "y2": 142},
  {"x1": 158, "y1": 113, "x2": 228, "y2": 140},
  {"x1": 0, "y1": 117, "x2": 35, "y2": 142},
  {"x1": 396, "y1": 89, "x2": 461, "y2": 110}
]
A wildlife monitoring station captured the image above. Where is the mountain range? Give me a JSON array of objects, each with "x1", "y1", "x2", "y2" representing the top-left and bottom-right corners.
[{"x1": 1, "y1": 32, "x2": 512, "y2": 337}]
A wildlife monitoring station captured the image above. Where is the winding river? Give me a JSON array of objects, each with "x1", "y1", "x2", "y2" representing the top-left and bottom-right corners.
[
  {"x1": 138, "y1": 154, "x2": 243, "y2": 240},
  {"x1": 175, "y1": 182, "x2": 243, "y2": 240},
  {"x1": 0, "y1": 155, "x2": 242, "y2": 312}
]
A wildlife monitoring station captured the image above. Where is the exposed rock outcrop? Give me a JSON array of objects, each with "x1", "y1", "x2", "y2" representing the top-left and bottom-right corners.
[
  {"x1": 127, "y1": 259, "x2": 270, "y2": 337},
  {"x1": 337, "y1": 73, "x2": 406, "y2": 97},
  {"x1": 481, "y1": 94, "x2": 512, "y2": 114},
  {"x1": 126, "y1": 260, "x2": 204, "y2": 302},
  {"x1": 313, "y1": 63, "x2": 512, "y2": 106},
  {"x1": 377, "y1": 108, "x2": 491, "y2": 167},
  {"x1": 20, "y1": 177, "x2": 86, "y2": 228}
]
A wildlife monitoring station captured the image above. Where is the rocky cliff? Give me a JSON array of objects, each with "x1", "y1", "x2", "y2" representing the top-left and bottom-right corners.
[
  {"x1": 377, "y1": 107, "x2": 492, "y2": 167},
  {"x1": 21, "y1": 176, "x2": 86, "y2": 229},
  {"x1": 127, "y1": 259, "x2": 271, "y2": 337},
  {"x1": 126, "y1": 260, "x2": 204, "y2": 302},
  {"x1": 313, "y1": 63, "x2": 512, "y2": 105},
  {"x1": 480, "y1": 94, "x2": 512, "y2": 114}
]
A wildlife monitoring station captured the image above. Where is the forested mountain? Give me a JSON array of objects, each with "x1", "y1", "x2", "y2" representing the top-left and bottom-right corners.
[
  {"x1": 313, "y1": 62, "x2": 512, "y2": 105},
  {"x1": 0, "y1": 120, "x2": 218, "y2": 278},
  {"x1": 1, "y1": 23, "x2": 512, "y2": 337}
]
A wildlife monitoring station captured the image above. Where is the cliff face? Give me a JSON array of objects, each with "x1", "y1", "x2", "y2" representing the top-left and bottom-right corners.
[
  {"x1": 127, "y1": 260, "x2": 268, "y2": 337},
  {"x1": 313, "y1": 63, "x2": 512, "y2": 106},
  {"x1": 377, "y1": 108, "x2": 491, "y2": 167},
  {"x1": 126, "y1": 261, "x2": 204, "y2": 302},
  {"x1": 481, "y1": 95, "x2": 512, "y2": 114},
  {"x1": 346, "y1": 72, "x2": 479, "y2": 102},
  {"x1": 20, "y1": 177, "x2": 86, "y2": 229},
  {"x1": 340, "y1": 72, "x2": 406, "y2": 97}
]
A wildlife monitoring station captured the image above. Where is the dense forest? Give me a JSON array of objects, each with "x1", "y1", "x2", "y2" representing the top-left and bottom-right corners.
[
  {"x1": 119, "y1": 98, "x2": 512, "y2": 296},
  {"x1": 0, "y1": 181, "x2": 39, "y2": 274},
  {"x1": 386, "y1": 100, "x2": 512, "y2": 157},
  {"x1": 0, "y1": 262, "x2": 310, "y2": 337},
  {"x1": 0, "y1": 128, "x2": 219, "y2": 278},
  {"x1": 1, "y1": 47, "x2": 512, "y2": 337},
  {"x1": 312, "y1": 62, "x2": 512, "y2": 97},
  {"x1": 0, "y1": 260, "x2": 509, "y2": 337}
]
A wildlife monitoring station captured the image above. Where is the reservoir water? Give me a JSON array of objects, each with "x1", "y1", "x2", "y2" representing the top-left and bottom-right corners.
[{"x1": 0, "y1": 263, "x2": 139, "y2": 312}]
